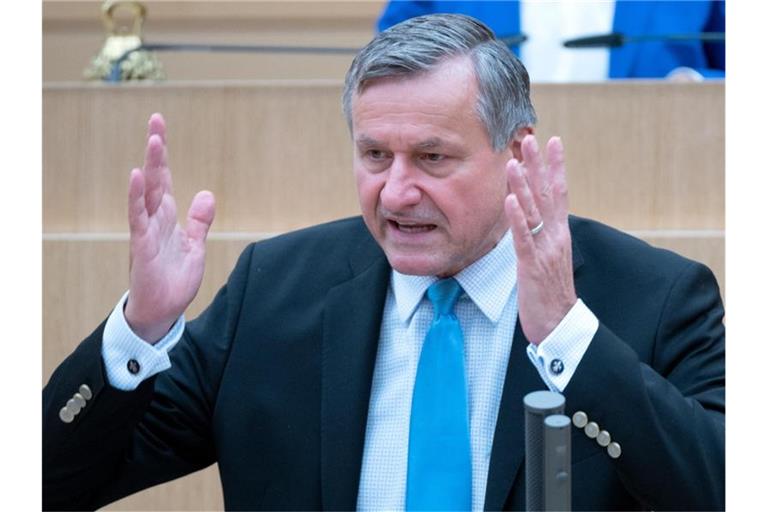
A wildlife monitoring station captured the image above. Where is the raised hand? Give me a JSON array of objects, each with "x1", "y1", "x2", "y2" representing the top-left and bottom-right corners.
[
  {"x1": 124, "y1": 113, "x2": 216, "y2": 343},
  {"x1": 504, "y1": 135, "x2": 576, "y2": 345}
]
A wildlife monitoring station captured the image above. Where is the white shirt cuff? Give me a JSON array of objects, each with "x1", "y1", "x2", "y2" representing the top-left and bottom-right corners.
[
  {"x1": 526, "y1": 298, "x2": 599, "y2": 392},
  {"x1": 101, "y1": 290, "x2": 185, "y2": 391}
]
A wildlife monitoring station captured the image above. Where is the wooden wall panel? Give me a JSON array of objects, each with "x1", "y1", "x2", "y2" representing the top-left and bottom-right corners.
[
  {"x1": 107, "y1": 465, "x2": 224, "y2": 511},
  {"x1": 531, "y1": 82, "x2": 724, "y2": 230},
  {"x1": 43, "y1": 81, "x2": 724, "y2": 234},
  {"x1": 43, "y1": 82, "x2": 359, "y2": 233}
]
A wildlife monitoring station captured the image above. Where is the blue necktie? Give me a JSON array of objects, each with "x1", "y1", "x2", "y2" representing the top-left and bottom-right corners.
[{"x1": 406, "y1": 278, "x2": 472, "y2": 511}]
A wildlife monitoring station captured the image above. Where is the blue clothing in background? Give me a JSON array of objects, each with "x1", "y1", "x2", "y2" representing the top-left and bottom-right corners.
[{"x1": 377, "y1": 1, "x2": 725, "y2": 79}]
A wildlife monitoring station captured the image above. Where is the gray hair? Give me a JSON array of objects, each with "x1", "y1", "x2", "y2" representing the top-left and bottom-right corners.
[{"x1": 342, "y1": 13, "x2": 537, "y2": 151}]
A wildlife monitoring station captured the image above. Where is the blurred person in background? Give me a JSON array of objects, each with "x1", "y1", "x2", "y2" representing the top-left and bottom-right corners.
[{"x1": 378, "y1": 0, "x2": 725, "y2": 82}]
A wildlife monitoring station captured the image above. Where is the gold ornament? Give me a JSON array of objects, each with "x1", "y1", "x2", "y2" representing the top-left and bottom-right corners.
[{"x1": 84, "y1": 0, "x2": 164, "y2": 81}]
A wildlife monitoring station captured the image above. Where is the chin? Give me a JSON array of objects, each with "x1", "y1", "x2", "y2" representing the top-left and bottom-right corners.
[{"x1": 385, "y1": 252, "x2": 452, "y2": 277}]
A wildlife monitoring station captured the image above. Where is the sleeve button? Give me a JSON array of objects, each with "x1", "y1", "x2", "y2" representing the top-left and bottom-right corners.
[
  {"x1": 59, "y1": 407, "x2": 74, "y2": 423},
  {"x1": 66, "y1": 398, "x2": 81, "y2": 415},
  {"x1": 72, "y1": 393, "x2": 86, "y2": 409},
  {"x1": 585, "y1": 421, "x2": 599, "y2": 439},
  {"x1": 572, "y1": 411, "x2": 588, "y2": 428},
  {"x1": 79, "y1": 384, "x2": 92, "y2": 400},
  {"x1": 607, "y1": 442, "x2": 622, "y2": 459}
]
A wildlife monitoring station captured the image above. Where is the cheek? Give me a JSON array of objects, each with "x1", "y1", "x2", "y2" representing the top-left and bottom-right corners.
[
  {"x1": 354, "y1": 169, "x2": 383, "y2": 214},
  {"x1": 449, "y1": 173, "x2": 508, "y2": 228}
]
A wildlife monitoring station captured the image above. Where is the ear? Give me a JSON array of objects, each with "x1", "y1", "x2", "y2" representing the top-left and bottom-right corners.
[{"x1": 509, "y1": 126, "x2": 534, "y2": 161}]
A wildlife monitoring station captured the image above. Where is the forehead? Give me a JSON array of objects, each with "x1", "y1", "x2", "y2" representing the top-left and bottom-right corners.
[{"x1": 351, "y1": 57, "x2": 486, "y2": 144}]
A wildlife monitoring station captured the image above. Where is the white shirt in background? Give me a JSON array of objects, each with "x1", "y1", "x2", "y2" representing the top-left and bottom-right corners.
[{"x1": 521, "y1": 0, "x2": 615, "y2": 82}]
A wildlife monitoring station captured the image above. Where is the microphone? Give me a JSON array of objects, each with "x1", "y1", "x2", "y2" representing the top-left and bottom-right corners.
[
  {"x1": 524, "y1": 391, "x2": 570, "y2": 512},
  {"x1": 499, "y1": 33, "x2": 528, "y2": 48},
  {"x1": 563, "y1": 32, "x2": 725, "y2": 48}
]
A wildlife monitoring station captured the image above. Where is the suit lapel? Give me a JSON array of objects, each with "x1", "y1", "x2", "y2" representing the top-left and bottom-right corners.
[
  {"x1": 320, "y1": 236, "x2": 390, "y2": 511},
  {"x1": 484, "y1": 221, "x2": 585, "y2": 510}
]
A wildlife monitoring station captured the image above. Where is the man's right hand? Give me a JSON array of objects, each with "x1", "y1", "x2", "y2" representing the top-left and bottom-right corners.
[{"x1": 124, "y1": 113, "x2": 216, "y2": 344}]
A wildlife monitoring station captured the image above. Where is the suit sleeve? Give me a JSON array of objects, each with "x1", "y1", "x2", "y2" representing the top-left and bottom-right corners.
[
  {"x1": 565, "y1": 260, "x2": 725, "y2": 511},
  {"x1": 42, "y1": 244, "x2": 255, "y2": 511}
]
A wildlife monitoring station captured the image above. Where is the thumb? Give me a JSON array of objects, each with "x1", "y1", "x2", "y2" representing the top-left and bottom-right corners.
[{"x1": 186, "y1": 190, "x2": 216, "y2": 244}]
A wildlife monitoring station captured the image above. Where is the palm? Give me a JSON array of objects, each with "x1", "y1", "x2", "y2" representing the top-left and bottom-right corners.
[
  {"x1": 504, "y1": 135, "x2": 576, "y2": 344},
  {"x1": 125, "y1": 114, "x2": 215, "y2": 343}
]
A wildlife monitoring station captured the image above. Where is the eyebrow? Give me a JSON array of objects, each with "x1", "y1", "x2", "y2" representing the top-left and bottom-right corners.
[
  {"x1": 414, "y1": 138, "x2": 446, "y2": 150},
  {"x1": 354, "y1": 135, "x2": 449, "y2": 150},
  {"x1": 355, "y1": 135, "x2": 381, "y2": 149}
]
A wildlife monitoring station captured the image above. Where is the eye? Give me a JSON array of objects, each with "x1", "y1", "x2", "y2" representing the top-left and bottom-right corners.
[
  {"x1": 420, "y1": 153, "x2": 445, "y2": 163},
  {"x1": 365, "y1": 149, "x2": 390, "y2": 161}
]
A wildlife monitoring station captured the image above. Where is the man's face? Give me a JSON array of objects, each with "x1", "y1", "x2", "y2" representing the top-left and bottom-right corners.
[{"x1": 352, "y1": 56, "x2": 514, "y2": 277}]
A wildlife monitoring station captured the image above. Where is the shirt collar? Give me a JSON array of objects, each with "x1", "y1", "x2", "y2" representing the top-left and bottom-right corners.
[{"x1": 391, "y1": 230, "x2": 517, "y2": 324}]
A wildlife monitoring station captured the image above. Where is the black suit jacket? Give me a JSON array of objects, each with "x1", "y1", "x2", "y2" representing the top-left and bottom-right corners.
[{"x1": 43, "y1": 215, "x2": 725, "y2": 511}]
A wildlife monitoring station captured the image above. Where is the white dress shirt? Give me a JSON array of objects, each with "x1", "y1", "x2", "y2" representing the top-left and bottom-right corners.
[{"x1": 355, "y1": 231, "x2": 597, "y2": 510}]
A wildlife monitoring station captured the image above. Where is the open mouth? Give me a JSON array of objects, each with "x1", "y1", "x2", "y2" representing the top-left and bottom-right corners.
[{"x1": 388, "y1": 220, "x2": 437, "y2": 233}]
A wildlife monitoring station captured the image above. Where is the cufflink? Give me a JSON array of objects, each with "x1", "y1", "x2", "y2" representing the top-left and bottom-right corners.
[
  {"x1": 550, "y1": 359, "x2": 564, "y2": 375},
  {"x1": 127, "y1": 359, "x2": 141, "y2": 375}
]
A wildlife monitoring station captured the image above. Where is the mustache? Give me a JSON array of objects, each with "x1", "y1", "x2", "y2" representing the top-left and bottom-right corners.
[{"x1": 378, "y1": 208, "x2": 443, "y2": 225}]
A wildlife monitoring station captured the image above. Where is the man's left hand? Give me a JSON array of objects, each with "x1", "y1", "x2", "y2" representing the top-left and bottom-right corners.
[{"x1": 505, "y1": 135, "x2": 577, "y2": 345}]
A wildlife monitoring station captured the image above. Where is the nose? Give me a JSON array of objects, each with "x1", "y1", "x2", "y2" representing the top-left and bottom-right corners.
[{"x1": 380, "y1": 156, "x2": 422, "y2": 211}]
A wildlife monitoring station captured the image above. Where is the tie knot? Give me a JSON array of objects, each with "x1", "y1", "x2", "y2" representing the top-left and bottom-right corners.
[{"x1": 427, "y1": 278, "x2": 462, "y2": 316}]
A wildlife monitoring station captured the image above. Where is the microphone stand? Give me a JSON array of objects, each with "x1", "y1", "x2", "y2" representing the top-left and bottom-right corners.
[
  {"x1": 563, "y1": 32, "x2": 725, "y2": 48},
  {"x1": 106, "y1": 33, "x2": 529, "y2": 82}
]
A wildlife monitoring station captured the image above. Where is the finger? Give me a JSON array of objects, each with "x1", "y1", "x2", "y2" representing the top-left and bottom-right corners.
[
  {"x1": 128, "y1": 168, "x2": 148, "y2": 237},
  {"x1": 146, "y1": 114, "x2": 169, "y2": 172},
  {"x1": 147, "y1": 113, "x2": 171, "y2": 193},
  {"x1": 186, "y1": 190, "x2": 216, "y2": 244},
  {"x1": 148, "y1": 112, "x2": 166, "y2": 143},
  {"x1": 546, "y1": 136, "x2": 569, "y2": 220},
  {"x1": 506, "y1": 158, "x2": 543, "y2": 232},
  {"x1": 521, "y1": 134, "x2": 553, "y2": 215},
  {"x1": 504, "y1": 193, "x2": 536, "y2": 260},
  {"x1": 143, "y1": 133, "x2": 170, "y2": 215}
]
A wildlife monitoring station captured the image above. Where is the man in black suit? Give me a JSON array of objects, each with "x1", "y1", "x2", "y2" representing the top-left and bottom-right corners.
[{"x1": 43, "y1": 14, "x2": 724, "y2": 511}]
